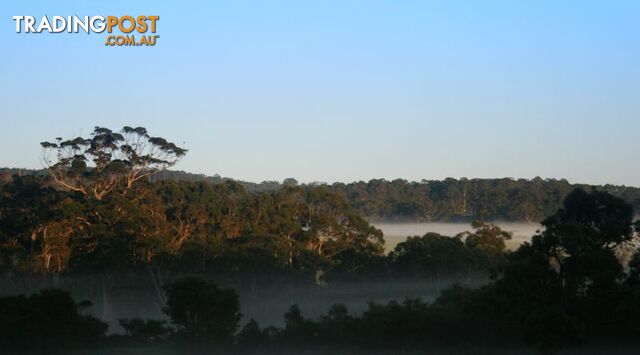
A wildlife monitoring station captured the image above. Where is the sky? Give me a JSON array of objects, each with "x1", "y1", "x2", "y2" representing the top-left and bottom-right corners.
[{"x1": 1, "y1": 0, "x2": 639, "y2": 186}]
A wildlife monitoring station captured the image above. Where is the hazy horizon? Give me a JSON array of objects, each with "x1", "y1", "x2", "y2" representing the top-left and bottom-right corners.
[{"x1": 2, "y1": 165, "x2": 639, "y2": 188}]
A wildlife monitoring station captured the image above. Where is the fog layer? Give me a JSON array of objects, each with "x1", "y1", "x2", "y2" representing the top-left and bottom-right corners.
[{"x1": 374, "y1": 222, "x2": 541, "y2": 252}]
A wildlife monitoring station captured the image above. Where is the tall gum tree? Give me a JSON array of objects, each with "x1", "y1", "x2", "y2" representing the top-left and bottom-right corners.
[
  {"x1": 41, "y1": 126, "x2": 187, "y2": 200},
  {"x1": 39, "y1": 126, "x2": 187, "y2": 320}
]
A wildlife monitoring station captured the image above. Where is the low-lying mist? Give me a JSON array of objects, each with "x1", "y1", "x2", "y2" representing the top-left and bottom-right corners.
[
  {"x1": 0, "y1": 222, "x2": 530, "y2": 333},
  {"x1": 374, "y1": 222, "x2": 541, "y2": 252},
  {"x1": 0, "y1": 273, "x2": 489, "y2": 333}
]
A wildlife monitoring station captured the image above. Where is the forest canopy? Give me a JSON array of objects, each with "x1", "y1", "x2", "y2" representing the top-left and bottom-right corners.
[
  {"x1": 6, "y1": 167, "x2": 638, "y2": 222},
  {"x1": 0, "y1": 127, "x2": 384, "y2": 277}
]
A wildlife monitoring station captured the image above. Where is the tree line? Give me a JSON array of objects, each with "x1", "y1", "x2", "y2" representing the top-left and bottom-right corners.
[
  {"x1": 6, "y1": 169, "x2": 640, "y2": 224},
  {"x1": 141, "y1": 170, "x2": 640, "y2": 222},
  {"x1": 331, "y1": 177, "x2": 640, "y2": 222}
]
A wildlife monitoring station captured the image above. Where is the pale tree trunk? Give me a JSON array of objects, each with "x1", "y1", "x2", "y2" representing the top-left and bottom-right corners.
[
  {"x1": 149, "y1": 266, "x2": 167, "y2": 312},
  {"x1": 286, "y1": 235, "x2": 294, "y2": 270},
  {"x1": 462, "y1": 188, "x2": 468, "y2": 213},
  {"x1": 100, "y1": 275, "x2": 114, "y2": 322}
]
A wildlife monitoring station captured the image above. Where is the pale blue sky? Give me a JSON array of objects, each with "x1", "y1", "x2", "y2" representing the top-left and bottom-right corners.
[{"x1": 1, "y1": 0, "x2": 639, "y2": 186}]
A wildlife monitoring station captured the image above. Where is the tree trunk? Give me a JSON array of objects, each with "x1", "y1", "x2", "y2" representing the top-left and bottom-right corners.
[
  {"x1": 100, "y1": 275, "x2": 114, "y2": 322},
  {"x1": 149, "y1": 266, "x2": 166, "y2": 312}
]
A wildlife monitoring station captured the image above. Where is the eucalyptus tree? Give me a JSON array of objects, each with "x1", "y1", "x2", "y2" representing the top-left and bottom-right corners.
[
  {"x1": 37, "y1": 127, "x2": 187, "y2": 319},
  {"x1": 41, "y1": 126, "x2": 187, "y2": 200}
]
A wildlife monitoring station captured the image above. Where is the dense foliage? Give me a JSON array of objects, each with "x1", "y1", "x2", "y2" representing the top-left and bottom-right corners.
[
  {"x1": 150, "y1": 171, "x2": 640, "y2": 222},
  {"x1": 163, "y1": 277, "x2": 240, "y2": 342},
  {"x1": 0, "y1": 174, "x2": 511, "y2": 285},
  {"x1": 0, "y1": 127, "x2": 384, "y2": 278},
  {"x1": 0, "y1": 289, "x2": 107, "y2": 351},
  {"x1": 5, "y1": 170, "x2": 640, "y2": 223},
  {"x1": 0, "y1": 176, "x2": 385, "y2": 277}
]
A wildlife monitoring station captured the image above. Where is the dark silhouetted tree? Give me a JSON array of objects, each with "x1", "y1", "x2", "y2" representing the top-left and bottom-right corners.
[
  {"x1": 0, "y1": 289, "x2": 107, "y2": 351},
  {"x1": 163, "y1": 277, "x2": 241, "y2": 342}
]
